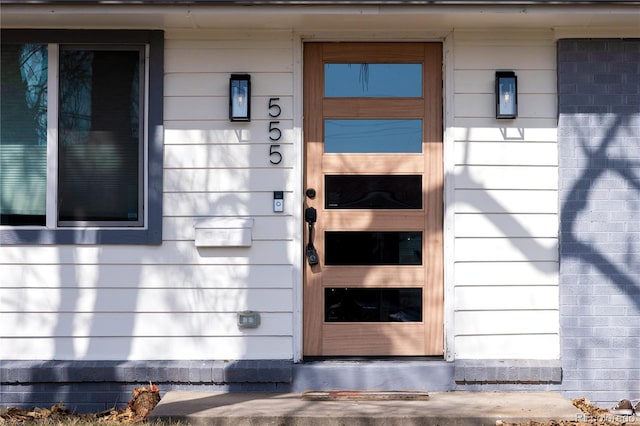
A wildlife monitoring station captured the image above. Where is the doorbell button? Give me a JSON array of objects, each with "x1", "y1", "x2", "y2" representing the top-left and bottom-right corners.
[{"x1": 273, "y1": 191, "x2": 284, "y2": 212}]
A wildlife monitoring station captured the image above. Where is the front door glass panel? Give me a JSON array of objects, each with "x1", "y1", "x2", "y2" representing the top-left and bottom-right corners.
[
  {"x1": 325, "y1": 175, "x2": 422, "y2": 209},
  {"x1": 325, "y1": 231, "x2": 422, "y2": 265},
  {"x1": 325, "y1": 288, "x2": 423, "y2": 322},
  {"x1": 324, "y1": 119, "x2": 422, "y2": 153},
  {"x1": 324, "y1": 63, "x2": 422, "y2": 98}
]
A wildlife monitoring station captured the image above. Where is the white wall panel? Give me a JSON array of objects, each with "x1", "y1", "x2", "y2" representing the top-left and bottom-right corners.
[
  {"x1": 164, "y1": 193, "x2": 292, "y2": 217},
  {"x1": 454, "y1": 142, "x2": 558, "y2": 165},
  {"x1": 453, "y1": 117, "x2": 558, "y2": 130},
  {"x1": 164, "y1": 216, "x2": 293, "y2": 241},
  {"x1": 454, "y1": 69, "x2": 556, "y2": 94},
  {"x1": 0, "y1": 336, "x2": 293, "y2": 361},
  {"x1": 165, "y1": 73, "x2": 292, "y2": 97},
  {"x1": 0, "y1": 241, "x2": 292, "y2": 265},
  {"x1": 165, "y1": 29, "x2": 293, "y2": 46},
  {"x1": 454, "y1": 189, "x2": 558, "y2": 213},
  {"x1": 454, "y1": 44, "x2": 555, "y2": 70},
  {"x1": 454, "y1": 262, "x2": 558, "y2": 286},
  {"x1": 455, "y1": 213, "x2": 558, "y2": 237},
  {"x1": 454, "y1": 94, "x2": 557, "y2": 119},
  {"x1": 450, "y1": 30, "x2": 560, "y2": 361},
  {"x1": 1, "y1": 312, "x2": 293, "y2": 337},
  {"x1": 164, "y1": 169, "x2": 294, "y2": 193},
  {"x1": 455, "y1": 286, "x2": 559, "y2": 310},
  {"x1": 6, "y1": 288, "x2": 293, "y2": 313},
  {"x1": 453, "y1": 127, "x2": 558, "y2": 143},
  {"x1": 164, "y1": 143, "x2": 294, "y2": 167},
  {"x1": 454, "y1": 166, "x2": 557, "y2": 189},
  {"x1": 165, "y1": 96, "x2": 293, "y2": 121},
  {"x1": 0, "y1": 264, "x2": 294, "y2": 288},
  {"x1": 455, "y1": 238, "x2": 558, "y2": 262},
  {"x1": 165, "y1": 123, "x2": 296, "y2": 145},
  {"x1": 165, "y1": 48, "x2": 293, "y2": 73},
  {"x1": 455, "y1": 310, "x2": 559, "y2": 335},
  {"x1": 455, "y1": 335, "x2": 560, "y2": 359}
]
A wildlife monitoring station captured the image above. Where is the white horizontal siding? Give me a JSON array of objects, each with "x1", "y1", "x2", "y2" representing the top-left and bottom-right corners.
[
  {"x1": 454, "y1": 117, "x2": 558, "y2": 129},
  {"x1": 165, "y1": 29, "x2": 293, "y2": 45},
  {"x1": 0, "y1": 264, "x2": 293, "y2": 288},
  {"x1": 454, "y1": 142, "x2": 558, "y2": 165},
  {"x1": 165, "y1": 96, "x2": 294, "y2": 121},
  {"x1": 0, "y1": 30, "x2": 297, "y2": 362},
  {"x1": 454, "y1": 38, "x2": 556, "y2": 70},
  {"x1": 165, "y1": 48, "x2": 293, "y2": 73},
  {"x1": 451, "y1": 30, "x2": 559, "y2": 359},
  {"x1": 455, "y1": 262, "x2": 558, "y2": 286},
  {"x1": 455, "y1": 69, "x2": 557, "y2": 95},
  {"x1": 165, "y1": 72, "x2": 292, "y2": 97},
  {"x1": 455, "y1": 214, "x2": 558, "y2": 238},
  {"x1": 0, "y1": 337, "x2": 293, "y2": 361},
  {"x1": 454, "y1": 166, "x2": 557, "y2": 189},
  {"x1": 453, "y1": 127, "x2": 557, "y2": 143},
  {"x1": 165, "y1": 193, "x2": 293, "y2": 217},
  {"x1": 165, "y1": 169, "x2": 295, "y2": 193},
  {"x1": 164, "y1": 216, "x2": 294, "y2": 241},
  {"x1": 455, "y1": 286, "x2": 558, "y2": 311},
  {"x1": 455, "y1": 311, "x2": 559, "y2": 335},
  {"x1": 0, "y1": 241, "x2": 293, "y2": 265},
  {"x1": 454, "y1": 189, "x2": 557, "y2": 214},
  {"x1": 1, "y1": 312, "x2": 293, "y2": 337},
  {"x1": 454, "y1": 94, "x2": 557, "y2": 119},
  {"x1": 5, "y1": 288, "x2": 292, "y2": 313},
  {"x1": 455, "y1": 335, "x2": 560, "y2": 359},
  {"x1": 455, "y1": 238, "x2": 558, "y2": 262},
  {"x1": 165, "y1": 143, "x2": 295, "y2": 166}
]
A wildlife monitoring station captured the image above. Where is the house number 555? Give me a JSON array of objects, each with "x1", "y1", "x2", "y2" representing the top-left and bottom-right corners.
[{"x1": 268, "y1": 98, "x2": 282, "y2": 165}]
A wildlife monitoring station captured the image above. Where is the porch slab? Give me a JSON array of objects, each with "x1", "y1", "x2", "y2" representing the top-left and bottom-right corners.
[{"x1": 149, "y1": 391, "x2": 584, "y2": 426}]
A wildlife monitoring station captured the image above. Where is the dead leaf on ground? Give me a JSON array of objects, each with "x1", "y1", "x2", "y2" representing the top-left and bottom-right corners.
[{"x1": 0, "y1": 385, "x2": 161, "y2": 425}]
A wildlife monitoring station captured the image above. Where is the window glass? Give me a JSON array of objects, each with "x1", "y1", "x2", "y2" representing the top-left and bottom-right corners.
[
  {"x1": 325, "y1": 288, "x2": 423, "y2": 322},
  {"x1": 324, "y1": 119, "x2": 422, "y2": 153},
  {"x1": 325, "y1": 64, "x2": 422, "y2": 97},
  {"x1": 0, "y1": 30, "x2": 163, "y2": 244},
  {"x1": 0, "y1": 44, "x2": 48, "y2": 226},
  {"x1": 325, "y1": 231, "x2": 422, "y2": 265},
  {"x1": 326, "y1": 175, "x2": 422, "y2": 209},
  {"x1": 58, "y1": 48, "x2": 143, "y2": 224}
]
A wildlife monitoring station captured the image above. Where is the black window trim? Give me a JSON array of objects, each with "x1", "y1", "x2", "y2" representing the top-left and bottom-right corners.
[{"x1": 0, "y1": 29, "x2": 164, "y2": 245}]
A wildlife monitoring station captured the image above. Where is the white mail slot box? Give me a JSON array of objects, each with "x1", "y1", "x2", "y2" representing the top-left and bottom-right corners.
[{"x1": 194, "y1": 218, "x2": 254, "y2": 247}]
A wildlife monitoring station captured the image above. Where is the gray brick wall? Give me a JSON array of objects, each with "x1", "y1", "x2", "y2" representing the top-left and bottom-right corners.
[
  {"x1": 454, "y1": 359, "x2": 562, "y2": 385},
  {"x1": 0, "y1": 360, "x2": 293, "y2": 413},
  {"x1": 558, "y1": 38, "x2": 640, "y2": 408}
]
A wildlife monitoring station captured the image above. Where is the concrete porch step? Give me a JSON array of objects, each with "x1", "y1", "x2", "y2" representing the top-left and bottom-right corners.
[
  {"x1": 291, "y1": 359, "x2": 454, "y2": 392},
  {"x1": 149, "y1": 391, "x2": 584, "y2": 426}
]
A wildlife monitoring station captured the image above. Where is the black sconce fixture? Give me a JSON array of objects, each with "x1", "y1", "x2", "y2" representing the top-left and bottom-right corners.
[
  {"x1": 229, "y1": 74, "x2": 251, "y2": 122},
  {"x1": 495, "y1": 71, "x2": 517, "y2": 119}
]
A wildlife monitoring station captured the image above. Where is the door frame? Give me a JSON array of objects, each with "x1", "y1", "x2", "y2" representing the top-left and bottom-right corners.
[{"x1": 300, "y1": 39, "x2": 447, "y2": 358}]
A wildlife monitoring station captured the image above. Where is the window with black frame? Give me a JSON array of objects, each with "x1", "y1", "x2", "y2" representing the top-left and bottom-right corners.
[{"x1": 0, "y1": 30, "x2": 163, "y2": 244}]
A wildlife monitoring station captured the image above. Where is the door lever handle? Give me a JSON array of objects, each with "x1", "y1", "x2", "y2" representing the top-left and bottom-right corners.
[
  {"x1": 305, "y1": 207, "x2": 319, "y2": 266},
  {"x1": 305, "y1": 206, "x2": 317, "y2": 224}
]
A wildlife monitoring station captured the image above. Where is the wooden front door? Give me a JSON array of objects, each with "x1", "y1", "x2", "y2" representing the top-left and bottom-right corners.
[{"x1": 303, "y1": 43, "x2": 444, "y2": 356}]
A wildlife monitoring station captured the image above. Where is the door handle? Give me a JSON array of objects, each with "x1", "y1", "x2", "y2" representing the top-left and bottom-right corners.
[
  {"x1": 305, "y1": 188, "x2": 316, "y2": 199},
  {"x1": 305, "y1": 207, "x2": 319, "y2": 266}
]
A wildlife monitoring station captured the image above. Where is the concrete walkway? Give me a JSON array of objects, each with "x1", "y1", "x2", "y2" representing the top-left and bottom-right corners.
[{"x1": 149, "y1": 391, "x2": 585, "y2": 425}]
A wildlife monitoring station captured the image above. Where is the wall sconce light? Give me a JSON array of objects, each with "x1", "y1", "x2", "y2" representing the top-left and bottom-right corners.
[
  {"x1": 229, "y1": 73, "x2": 251, "y2": 122},
  {"x1": 495, "y1": 71, "x2": 517, "y2": 119}
]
